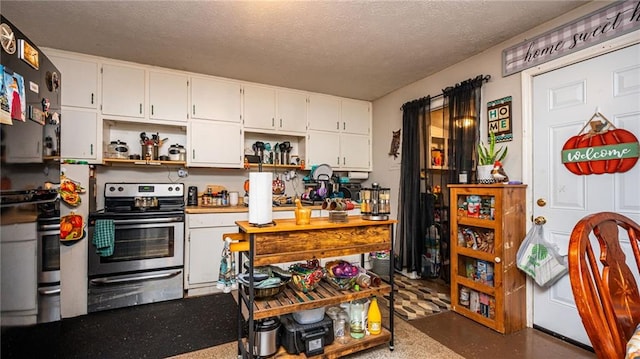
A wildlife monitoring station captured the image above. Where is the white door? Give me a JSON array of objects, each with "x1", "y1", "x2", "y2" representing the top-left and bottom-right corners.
[
  {"x1": 60, "y1": 108, "x2": 98, "y2": 161},
  {"x1": 532, "y1": 43, "x2": 640, "y2": 346},
  {"x1": 102, "y1": 64, "x2": 145, "y2": 118},
  {"x1": 190, "y1": 77, "x2": 241, "y2": 122},
  {"x1": 243, "y1": 84, "x2": 275, "y2": 130},
  {"x1": 148, "y1": 71, "x2": 188, "y2": 122}
]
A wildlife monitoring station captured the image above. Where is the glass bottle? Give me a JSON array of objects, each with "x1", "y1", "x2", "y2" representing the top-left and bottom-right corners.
[
  {"x1": 367, "y1": 297, "x2": 382, "y2": 335},
  {"x1": 349, "y1": 299, "x2": 365, "y2": 339}
]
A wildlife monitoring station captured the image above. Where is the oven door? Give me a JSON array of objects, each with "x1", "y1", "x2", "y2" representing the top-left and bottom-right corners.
[
  {"x1": 38, "y1": 223, "x2": 60, "y2": 284},
  {"x1": 88, "y1": 215, "x2": 184, "y2": 277}
]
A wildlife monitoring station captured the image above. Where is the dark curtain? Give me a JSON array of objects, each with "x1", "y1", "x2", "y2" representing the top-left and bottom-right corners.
[
  {"x1": 444, "y1": 75, "x2": 488, "y2": 184},
  {"x1": 396, "y1": 96, "x2": 431, "y2": 272}
]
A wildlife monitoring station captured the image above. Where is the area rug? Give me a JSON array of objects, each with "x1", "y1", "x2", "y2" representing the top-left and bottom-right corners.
[
  {"x1": 379, "y1": 275, "x2": 451, "y2": 320},
  {"x1": 168, "y1": 310, "x2": 463, "y2": 359}
]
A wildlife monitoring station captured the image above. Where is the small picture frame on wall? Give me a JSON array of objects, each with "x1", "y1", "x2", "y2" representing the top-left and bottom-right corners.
[{"x1": 18, "y1": 39, "x2": 39, "y2": 70}]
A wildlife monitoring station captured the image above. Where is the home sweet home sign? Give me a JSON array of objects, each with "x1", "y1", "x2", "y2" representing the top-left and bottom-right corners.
[{"x1": 503, "y1": 0, "x2": 640, "y2": 76}]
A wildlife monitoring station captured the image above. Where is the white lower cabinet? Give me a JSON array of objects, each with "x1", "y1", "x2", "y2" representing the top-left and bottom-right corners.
[
  {"x1": 1, "y1": 222, "x2": 38, "y2": 326},
  {"x1": 185, "y1": 213, "x2": 246, "y2": 296}
]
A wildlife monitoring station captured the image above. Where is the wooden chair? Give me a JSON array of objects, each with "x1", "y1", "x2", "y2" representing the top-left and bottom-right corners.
[{"x1": 568, "y1": 212, "x2": 640, "y2": 359}]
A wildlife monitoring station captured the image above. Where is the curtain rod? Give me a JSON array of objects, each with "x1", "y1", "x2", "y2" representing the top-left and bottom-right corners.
[{"x1": 400, "y1": 74, "x2": 491, "y2": 111}]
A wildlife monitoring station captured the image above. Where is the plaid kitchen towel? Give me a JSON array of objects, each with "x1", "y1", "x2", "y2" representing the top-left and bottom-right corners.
[{"x1": 92, "y1": 219, "x2": 115, "y2": 257}]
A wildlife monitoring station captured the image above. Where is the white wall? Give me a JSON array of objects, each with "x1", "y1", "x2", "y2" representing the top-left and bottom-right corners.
[{"x1": 370, "y1": 1, "x2": 611, "y2": 221}]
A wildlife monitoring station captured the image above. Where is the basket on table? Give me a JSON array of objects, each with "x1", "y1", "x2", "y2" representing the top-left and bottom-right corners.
[
  {"x1": 289, "y1": 259, "x2": 324, "y2": 293},
  {"x1": 324, "y1": 260, "x2": 359, "y2": 290}
]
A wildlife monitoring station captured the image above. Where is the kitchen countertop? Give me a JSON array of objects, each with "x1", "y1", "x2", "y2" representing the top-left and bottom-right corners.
[
  {"x1": 184, "y1": 204, "x2": 322, "y2": 214},
  {"x1": 0, "y1": 206, "x2": 38, "y2": 225}
]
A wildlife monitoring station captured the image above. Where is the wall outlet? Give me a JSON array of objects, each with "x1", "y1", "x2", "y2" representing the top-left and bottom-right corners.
[{"x1": 177, "y1": 168, "x2": 188, "y2": 178}]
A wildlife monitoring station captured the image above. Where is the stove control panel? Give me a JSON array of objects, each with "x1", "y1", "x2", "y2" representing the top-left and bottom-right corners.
[{"x1": 104, "y1": 183, "x2": 184, "y2": 197}]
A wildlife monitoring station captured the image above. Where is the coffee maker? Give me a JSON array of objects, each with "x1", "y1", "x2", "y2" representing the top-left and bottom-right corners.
[{"x1": 187, "y1": 186, "x2": 198, "y2": 206}]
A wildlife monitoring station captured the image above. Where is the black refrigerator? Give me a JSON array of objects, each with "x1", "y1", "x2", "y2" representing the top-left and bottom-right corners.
[{"x1": 1, "y1": 15, "x2": 61, "y2": 172}]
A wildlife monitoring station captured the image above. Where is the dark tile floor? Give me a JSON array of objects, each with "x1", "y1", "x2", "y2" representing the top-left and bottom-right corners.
[{"x1": 410, "y1": 278, "x2": 596, "y2": 359}]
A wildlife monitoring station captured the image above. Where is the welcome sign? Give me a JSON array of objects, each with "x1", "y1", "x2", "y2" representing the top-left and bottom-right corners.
[{"x1": 503, "y1": 0, "x2": 640, "y2": 76}]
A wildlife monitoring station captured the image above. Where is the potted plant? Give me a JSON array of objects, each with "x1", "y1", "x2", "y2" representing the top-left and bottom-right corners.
[{"x1": 477, "y1": 132, "x2": 508, "y2": 183}]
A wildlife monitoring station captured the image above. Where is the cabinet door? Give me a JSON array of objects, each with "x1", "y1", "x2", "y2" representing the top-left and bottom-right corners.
[
  {"x1": 277, "y1": 90, "x2": 307, "y2": 134},
  {"x1": 340, "y1": 133, "x2": 370, "y2": 170},
  {"x1": 102, "y1": 64, "x2": 145, "y2": 118},
  {"x1": 48, "y1": 55, "x2": 98, "y2": 109},
  {"x1": 3, "y1": 120, "x2": 43, "y2": 163},
  {"x1": 187, "y1": 226, "x2": 231, "y2": 286},
  {"x1": 306, "y1": 131, "x2": 340, "y2": 168},
  {"x1": 243, "y1": 84, "x2": 275, "y2": 130},
  {"x1": 189, "y1": 119, "x2": 243, "y2": 167},
  {"x1": 341, "y1": 99, "x2": 370, "y2": 135},
  {"x1": 149, "y1": 71, "x2": 188, "y2": 122},
  {"x1": 60, "y1": 108, "x2": 99, "y2": 161},
  {"x1": 191, "y1": 77, "x2": 241, "y2": 123},
  {"x1": 1, "y1": 223, "x2": 37, "y2": 313},
  {"x1": 308, "y1": 94, "x2": 340, "y2": 132}
]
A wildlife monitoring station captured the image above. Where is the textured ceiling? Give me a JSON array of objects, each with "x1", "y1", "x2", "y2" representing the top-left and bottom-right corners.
[{"x1": 1, "y1": 1, "x2": 586, "y2": 101}]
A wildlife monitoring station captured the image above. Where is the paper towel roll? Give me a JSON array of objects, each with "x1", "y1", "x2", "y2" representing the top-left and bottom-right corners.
[{"x1": 249, "y1": 172, "x2": 273, "y2": 225}]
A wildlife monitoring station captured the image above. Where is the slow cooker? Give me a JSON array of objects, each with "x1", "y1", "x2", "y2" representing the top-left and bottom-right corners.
[
  {"x1": 168, "y1": 144, "x2": 186, "y2": 161},
  {"x1": 108, "y1": 140, "x2": 129, "y2": 159},
  {"x1": 254, "y1": 317, "x2": 280, "y2": 358}
]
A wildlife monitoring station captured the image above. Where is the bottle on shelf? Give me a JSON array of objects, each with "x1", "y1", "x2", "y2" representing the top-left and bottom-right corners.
[
  {"x1": 367, "y1": 296, "x2": 382, "y2": 335},
  {"x1": 349, "y1": 299, "x2": 366, "y2": 339}
]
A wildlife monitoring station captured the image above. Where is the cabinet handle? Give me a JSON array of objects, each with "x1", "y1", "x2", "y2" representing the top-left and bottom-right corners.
[
  {"x1": 343, "y1": 122, "x2": 346, "y2": 130},
  {"x1": 343, "y1": 157, "x2": 346, "y2": 165},
  {"x1": 272, "y1": 118, "x2": 275, "y2": 127},
  {"x1": 151, "y1": 105, "x2": 154, "y2": 116},
  {"x1": 91, "y1": 93, "x2": 94, "y2": 104},
  {"x1": 336, "y1": 121, "x2": 339, "y2": 130},
  {"x1": 90, "y1": 144, "x2": 94, "y2": 155},
  {"x1": 280, "y1": 118, "x2": 282, "y2": 128},
  {"x1": 192, "y1": 105, "x2": 196, "y2": 115},
  {"x1": 139, "y1": 103, "x2": 142, "y2": 114},
  {"x1": 337, "y1": 157, "x2": 340, "y2": 165},
  {"x1": 192, "y1": 149, "x2": 195, "y2": 160},
  {"x1": 494, "y1": 257, "x2": 501, "y2": 263},
  {"x1": 37, "y1": 141, "x2": 40, "y2": 155}
]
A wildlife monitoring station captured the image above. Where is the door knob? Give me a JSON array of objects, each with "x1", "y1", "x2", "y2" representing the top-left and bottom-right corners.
[
  {"x1": 536, "y1": 198, "x2": 547, "y2": 207},
  {"x1": 534, "y1": 216, "x2": 547, "y2": 225}
]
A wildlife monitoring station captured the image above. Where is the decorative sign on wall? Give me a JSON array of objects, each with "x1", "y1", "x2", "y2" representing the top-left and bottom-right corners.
[
  {"x1": 487, "y1": 96, "x2": 512, "y2": 143},
  {"x1": 503, "y1": 1, "x2": 640, "y2": 76},
  {"x1": 561, "y1": 112, "x2": 639, "y2": 175}
]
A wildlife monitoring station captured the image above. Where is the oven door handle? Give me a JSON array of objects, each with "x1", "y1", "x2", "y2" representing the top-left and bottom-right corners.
[
  {"x1": 39, "y1": 223, "x2": 61, "y2": 231},
  {"x1": 90, "y1": 270, "x2": 182, "y2": 285},
  {"x1": 38, "y1": 287, "x2": 61, "y2": 295},
  {"x1": 111, "y1": 217, "x2": 184, "y2": 225}
]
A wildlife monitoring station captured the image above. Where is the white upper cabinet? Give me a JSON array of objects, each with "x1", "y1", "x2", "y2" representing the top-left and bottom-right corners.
[
  {"x1": 243, "y1": 84, "x2": 275, "y2": 131},
  {"x1": 102, "y1": 63, "x2": 145, "y2": 119},
  {"x1": 306, "y1": 131, "x2": 340, "y2": 168},
  {"x1": 188, "y1": 119, "x2": 243, "y2": 168},
  {"x1": 190, "y1": 77, "x2": 241, "y2": 123},
  {"x1": 244, "y1": 85, "x2": 308, "y2": 134},
  {"x1": 276, "y1": 89, "x2": 307, "y2": 134},
  {"x1": 341, "y1": 99, "x2": 370, "y2": 135},
  {"x1": 60, "y1": 108, "x2": 100, "y2": 162},
  {"x1": 340, "y1": 133, "x2": 370, "y2": 170},
  {"x1": 149, "y1": 71, "x2": 188, "y2": 122},
  {"x1": 308, "y1": 94, "x2": 341, "y2": 132},
  {"x1": 48, "y1": 54, "x2": 99, "y2": 109}
]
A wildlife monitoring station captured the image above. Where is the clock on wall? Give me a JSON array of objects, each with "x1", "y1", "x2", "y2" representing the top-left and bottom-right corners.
[{"x1": 1, "y1": 22, "x2": 16, "y2": 55}]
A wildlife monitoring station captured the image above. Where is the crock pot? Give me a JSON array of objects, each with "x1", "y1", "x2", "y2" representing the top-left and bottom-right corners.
[
  {"x1": 108, "y1": 140, "x2": 129, "y2": 159},
  {"x1": 168, "y1": 144, "x2": 186, "y2": 161},
  {"x1": 254, "y1": 317, "x2": 280, "y2": 358}
]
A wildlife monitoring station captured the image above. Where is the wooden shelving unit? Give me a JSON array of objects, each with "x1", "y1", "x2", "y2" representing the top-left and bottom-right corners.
[
  {"x1": 235, "y1": 217, "x2": 396, "y2": 358},
  {"x1": 448, "y1": 184, "x2": 527, "y2": 334}
]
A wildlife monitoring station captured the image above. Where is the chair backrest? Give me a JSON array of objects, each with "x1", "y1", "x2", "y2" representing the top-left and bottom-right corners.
[{"x1": 569, "y1": 212, "x2": 640, "y2": 359}]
